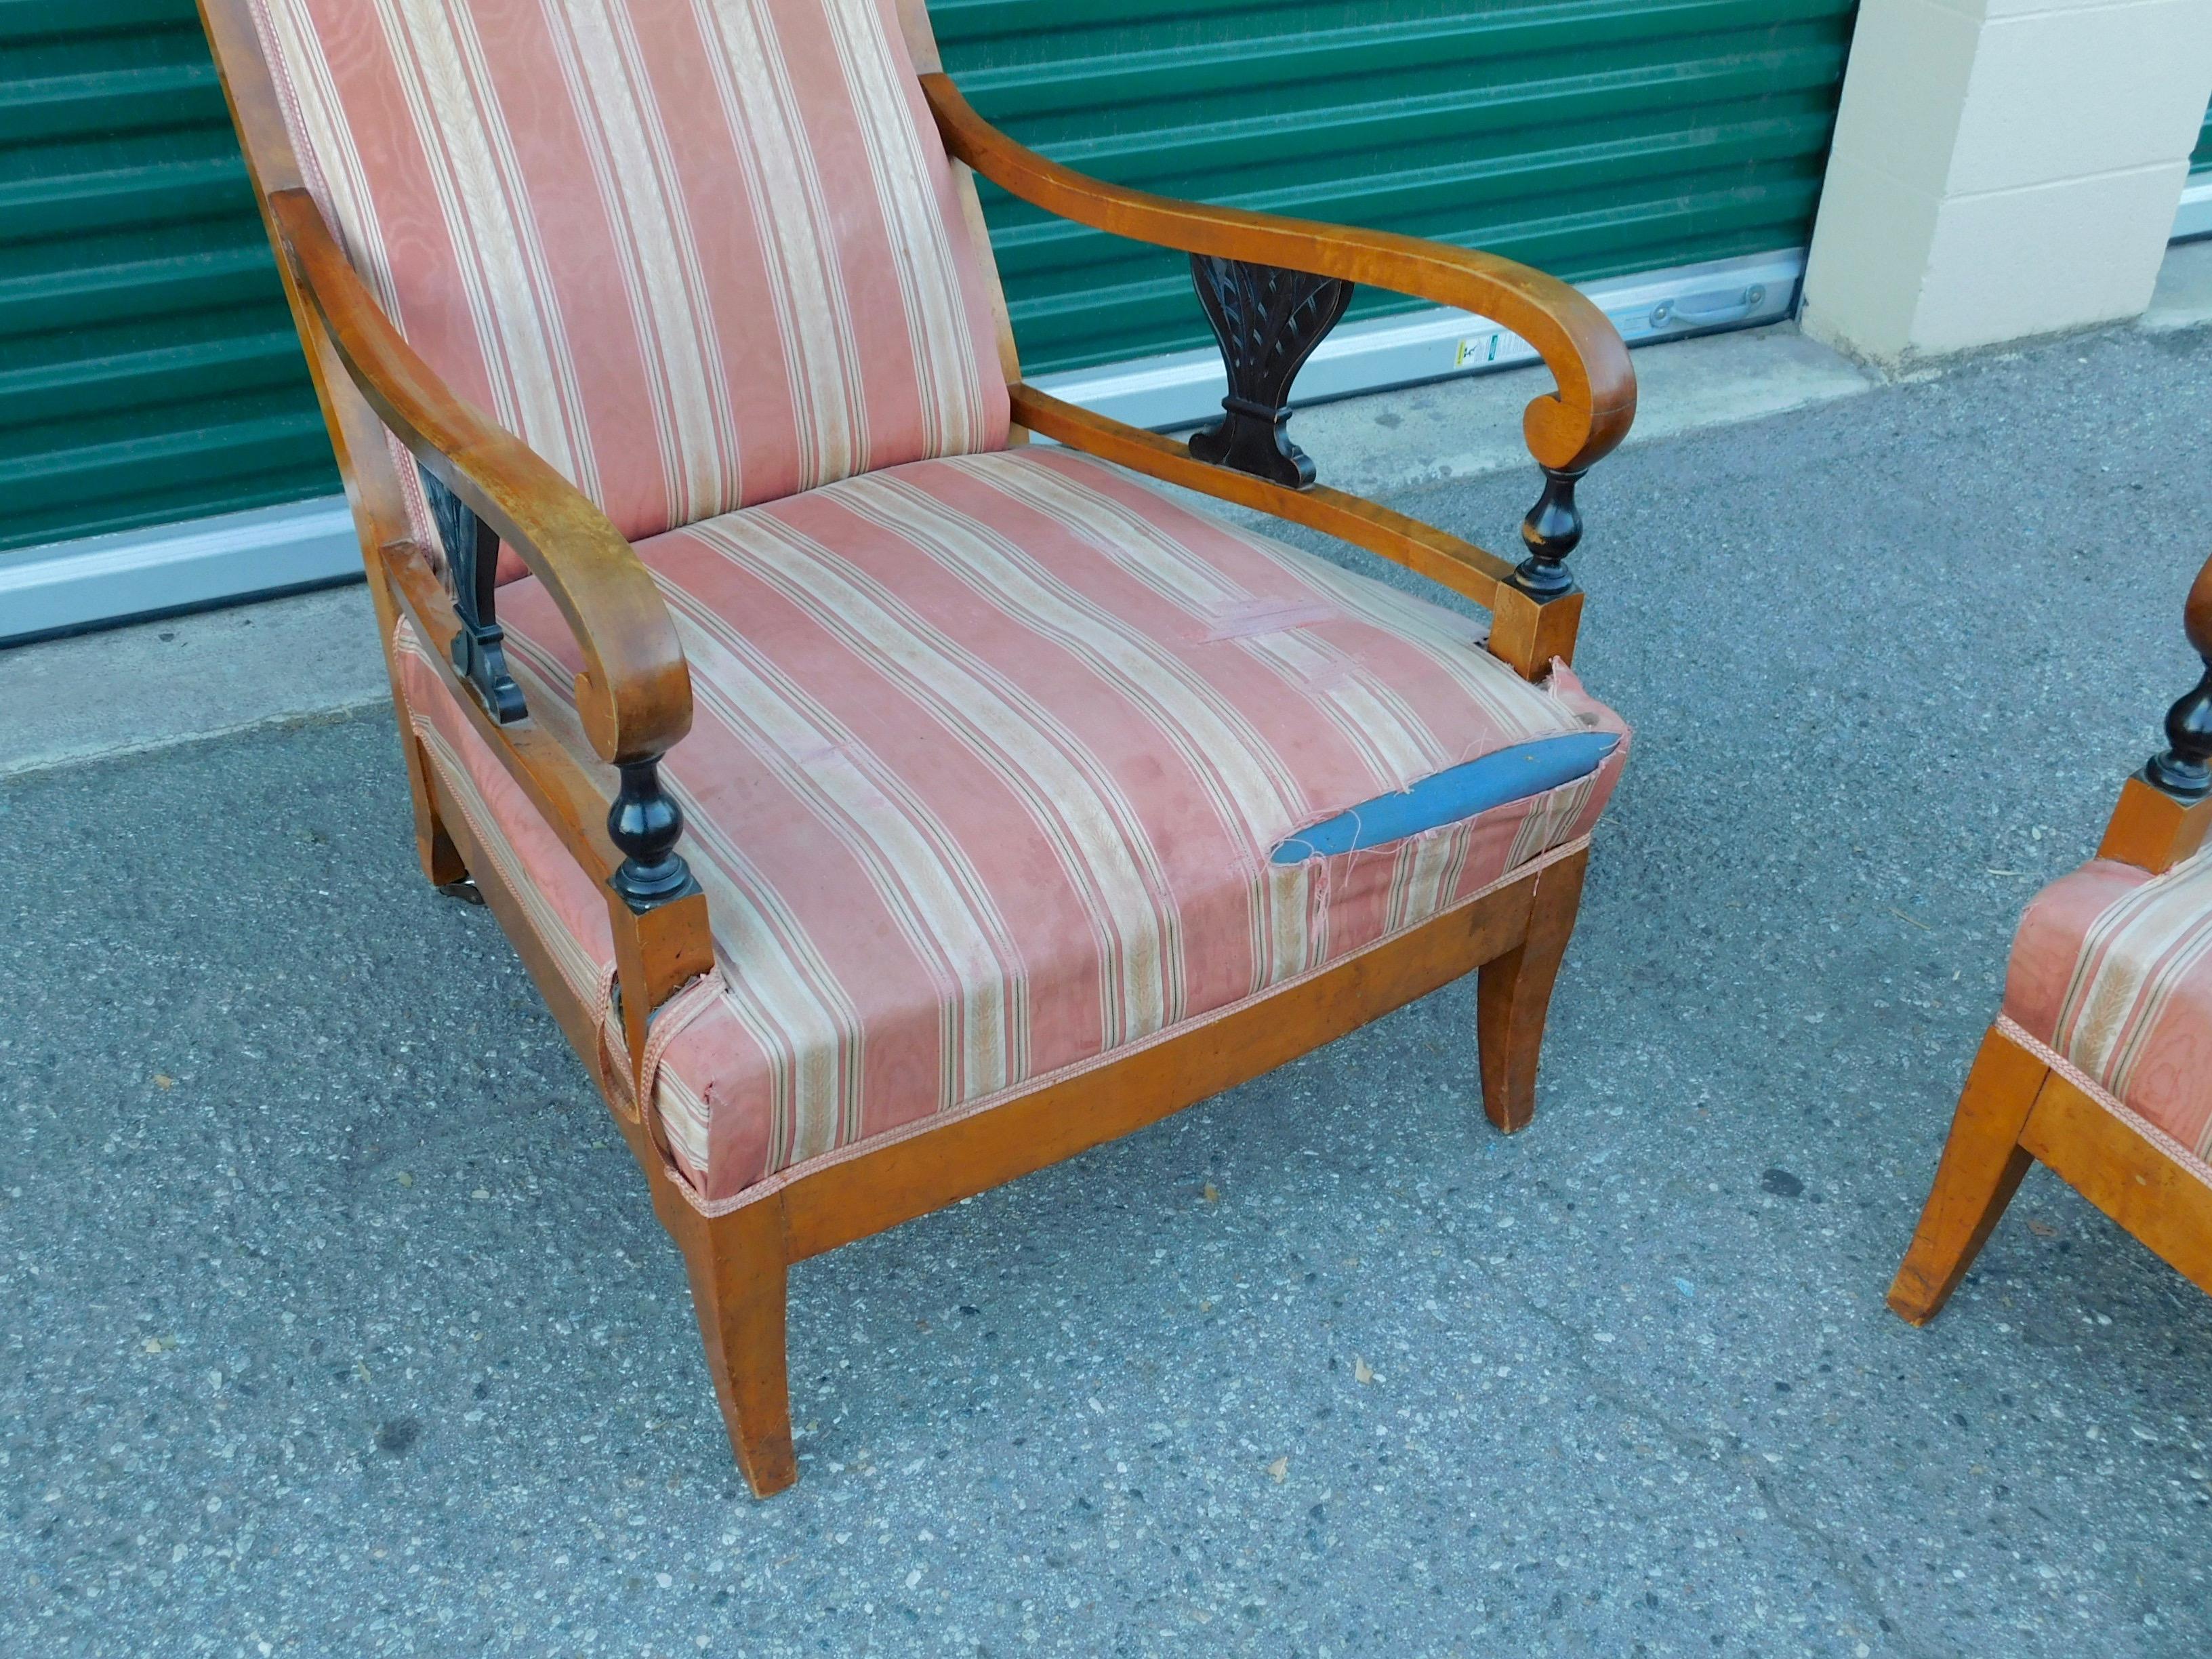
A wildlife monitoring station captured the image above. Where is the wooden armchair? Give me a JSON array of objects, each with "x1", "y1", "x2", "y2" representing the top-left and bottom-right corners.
[
  {"x1": 202, "y1": 0, "x2": 1636, "y2": 1495},
  {"x1": 1890, "y1": 552, "x2": 2212, "y2": 1323}
]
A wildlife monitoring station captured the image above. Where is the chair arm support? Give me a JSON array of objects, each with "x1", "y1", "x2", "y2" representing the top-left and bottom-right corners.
[
  {"x1": 1010, "y1": 384, "x2": 1581, "y2": 679},
  {"x1": 2101, "y1": 546, "x2": 2212, "y2": 872},
  {"x1": 268, "y1": 188, "x2": 691, "y2": 769},
  {"x1": 922, "y1": 75, "x2": 1635, "y2": 475},
  {"x1": 1009, "y1": 384, "x2": 1517, "y2": 601},
  {"x1": 2144, "y1": 547, "x2": 2212, "y2": 799}
]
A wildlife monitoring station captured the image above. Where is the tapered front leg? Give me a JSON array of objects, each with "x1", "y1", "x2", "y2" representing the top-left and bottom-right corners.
[
  {"x1": 1887, "y1": 1026, "x2": 2049, "y2": 1325},
  {"x1": 1477, "y1": 847, "x2": 1591, "y2": 1133},
  {"x1": 674, "y1": 1194, "x2": 798, "y2": 1496}
]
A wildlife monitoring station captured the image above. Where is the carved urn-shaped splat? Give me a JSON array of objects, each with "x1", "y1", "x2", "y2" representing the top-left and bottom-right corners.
[
  {"x1": 418, "y1": 464, "x2": 527, "y2": 724},
  {"x1": 1187, "y1": 255, "x2": 1353, "y2": 489}
]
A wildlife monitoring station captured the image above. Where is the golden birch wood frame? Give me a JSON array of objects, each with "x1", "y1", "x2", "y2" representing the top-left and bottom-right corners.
[
  {"x1": 199, "y1": 0, "x2": 1635, "y2": 1494},
  {"x1": 1890, "y1": 556, "x2": 2212, "y2": 1324}
]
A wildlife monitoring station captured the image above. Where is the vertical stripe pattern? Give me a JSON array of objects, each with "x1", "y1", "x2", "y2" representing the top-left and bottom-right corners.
[
  {"x1": 395, "y1": 449, "x2": 1631, "y2": 1202},
  {"x1": 2005, "y1": 848, "x2": 2212, "y2": 1159},
  {"x1": 252, "y1": 0, "x2": 1007, "y2": 544}
]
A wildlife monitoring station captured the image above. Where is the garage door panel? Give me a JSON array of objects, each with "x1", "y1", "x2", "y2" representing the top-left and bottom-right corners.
[
  {"x1": 0, "y1": 1, "x2": 333, "y2": 558},
  {"x1": 942, "y1": 0, "x2": 1854, "y2": 374},
  {"x1": 0, "y1": 0, "x2": 1855, "y2": 572}
]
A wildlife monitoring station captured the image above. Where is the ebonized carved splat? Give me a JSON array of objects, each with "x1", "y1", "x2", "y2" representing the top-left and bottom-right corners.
[
  {"x1": 418, "y1": 464, "x2": 527, "y2": 724},
  {"x1": 1187, "y1": 255, "x2": 1353, "y2": 489}
]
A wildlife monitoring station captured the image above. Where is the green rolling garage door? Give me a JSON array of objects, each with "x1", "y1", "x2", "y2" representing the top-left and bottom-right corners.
[
  {"x1": 0, "y1": 0, "x2": 335, "y2": 560},
  {"x1": 936, "y1": 0, "x2": 1858, "y2": 375},
  {"x1": 2, "y1": 0, "x2": 1856, "y2": 565},
  {"x1": 2174, "y1": 93, "x2": 2212, "y2": 243}
]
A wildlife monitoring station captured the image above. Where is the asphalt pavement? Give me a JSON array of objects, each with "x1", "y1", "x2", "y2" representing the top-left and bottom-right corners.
[{"x1": 5, "y1": 319, "x2": 2212, "y2": 1658}]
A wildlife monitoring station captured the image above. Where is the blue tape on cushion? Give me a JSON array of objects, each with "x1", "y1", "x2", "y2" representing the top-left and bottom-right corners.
[{"x1": 1271, "y1": 732, "x2": 1618, "y2": 864}]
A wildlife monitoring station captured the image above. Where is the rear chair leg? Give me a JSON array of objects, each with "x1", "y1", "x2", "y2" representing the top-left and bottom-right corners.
[
  {"x1": 1477, "y1": 847, "x2": 1591, "y2": 1132},
  {"x1": 674, "y1": 1195, "x2": 798, "y2": 1497},
  {"x1": 1887, "y1": 1026, "x2": 2049, "y2": 1325},
  {"x1": 399, "y1": 729, "x2": 470, "y2": 890},
  {"x1": 356, "y1": 556, "x2": 470, "y2": 895}
]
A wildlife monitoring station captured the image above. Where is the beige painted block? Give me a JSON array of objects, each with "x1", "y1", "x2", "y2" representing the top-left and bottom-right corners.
[
  {"x1": 1801, "y1": 152, "x2": 1946, "y2": 361},
  {"x1": 1821, "y1": 0, "x2": 1980, "y2": 197},
  {"x1": 1910, "y1": 161, "x2": 2192, "y2": 351},
  {"x1": 1946, "y1": 0, "x2": 2212, "y2": 192},
  {"x1": 1805, "y1": 0, "x2": 2212, "y2": 361}
]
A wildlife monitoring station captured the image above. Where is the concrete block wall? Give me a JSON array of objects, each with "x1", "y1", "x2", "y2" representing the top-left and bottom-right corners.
[{"x1": 1803, "y1": 0, "x2": 2212, "y2": 365}]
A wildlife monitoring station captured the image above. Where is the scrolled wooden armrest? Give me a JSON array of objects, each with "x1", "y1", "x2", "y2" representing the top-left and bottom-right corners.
[
  {"x1": 268, "y1": 188, "x2": 690, "y2": 767},
  {"x1": 922, "y1": 75, "x2": 1635, "y2": 475}
]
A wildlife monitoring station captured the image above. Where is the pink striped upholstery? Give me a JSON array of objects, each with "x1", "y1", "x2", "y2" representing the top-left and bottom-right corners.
[
  {"x1": 252, "y1": 0, "x2": 1008, "y2": 550},
  {"x1": 396, "y1": 449, "x2": 1631, "y2": 1205},
  {"x1": 2004, "y1": 850, "x2": 2212, "y2": 1159}
]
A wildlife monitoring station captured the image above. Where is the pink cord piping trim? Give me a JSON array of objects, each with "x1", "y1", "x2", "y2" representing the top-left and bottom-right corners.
[{"x1": 1994, "y1": 1014, "x2": 2212, "y2": 1189}]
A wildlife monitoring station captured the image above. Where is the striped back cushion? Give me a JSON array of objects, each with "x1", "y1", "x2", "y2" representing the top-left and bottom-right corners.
[{"x1": 252, "y1": 0, "x2": 1010, "y2": 544}]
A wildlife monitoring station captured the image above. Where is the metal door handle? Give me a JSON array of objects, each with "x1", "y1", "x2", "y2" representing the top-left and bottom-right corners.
[{"x1": 1649, "y1": 285, "x2": 1766, "y2": 330}]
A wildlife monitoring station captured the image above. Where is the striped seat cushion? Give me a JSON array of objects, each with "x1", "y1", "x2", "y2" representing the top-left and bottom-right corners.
[
  {"x1": 397, "y1": 449, "x2": 1631, "y2": 1205},
  {"x1": 2004, "y1": 849, "x2": 2212, "y2": 1160},
  {"x1": 253, "y1": 0, "x2": 1008, "y2": 548}
]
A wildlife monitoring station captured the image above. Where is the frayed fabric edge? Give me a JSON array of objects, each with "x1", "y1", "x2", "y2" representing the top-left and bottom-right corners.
[{"x1": 602, "y1": 970, "x2": 726, "y2": 1141}]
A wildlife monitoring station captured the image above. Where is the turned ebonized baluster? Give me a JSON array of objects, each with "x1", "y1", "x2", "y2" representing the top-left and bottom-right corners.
[
  {"x1": 416, "y1": 466, "x2": 696, "y2": 912},
  {"x1": 419, "y1": 464, "x2": 527, "y2": 724},
  {"x1": 608, "y1": 758, "x2": 701, "y2": 911},
  {"x1": 2144, "y1": 558, "x2": 2212, "y2": 798},
  {"x1": 1187, "y1": 255, "x2": 1353, "y2": 489},
  {"x1": 1511, "y1": 467, "x2": 1586, "y2": 600}
]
